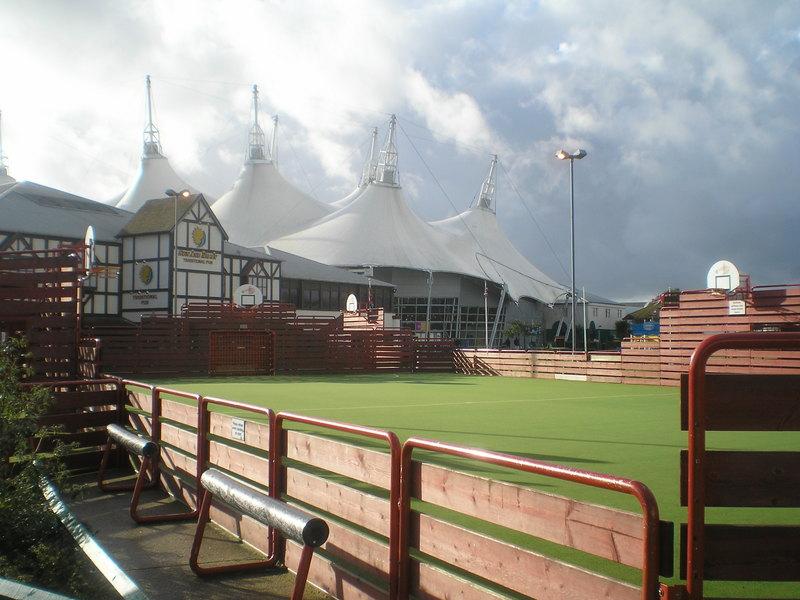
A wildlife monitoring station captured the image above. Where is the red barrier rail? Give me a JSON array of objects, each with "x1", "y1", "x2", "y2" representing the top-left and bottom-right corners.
[
  {"x1": 191, "y1": 395, "x2": 277, "y2": 574},
  {"x1": 272, "y1": 412, "x2": 402, "y2": 600},
  {"x1": 398, "y1": 438, "x2": 662, "y2": 600},
  {"x1": 685, "y1": 332, "x2": 800, "y2": 600}
]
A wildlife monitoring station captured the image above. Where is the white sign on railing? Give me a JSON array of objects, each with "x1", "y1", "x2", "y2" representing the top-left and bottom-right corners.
[{"x1": 231, "y1": 418, "x2": 246, "y2": 441}]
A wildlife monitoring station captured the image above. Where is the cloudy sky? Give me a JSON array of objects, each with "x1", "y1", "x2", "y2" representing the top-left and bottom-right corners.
[{"x1": 2, "y1": 0, "x2": 798, "y2": 300}]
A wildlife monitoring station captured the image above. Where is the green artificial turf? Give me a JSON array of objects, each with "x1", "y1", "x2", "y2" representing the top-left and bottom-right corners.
[{"x1": 146, "y1": 373, "x2": 799, "y2": 598}]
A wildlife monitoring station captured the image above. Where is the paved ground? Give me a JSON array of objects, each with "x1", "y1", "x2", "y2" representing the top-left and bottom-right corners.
[{"x1": 68, "y1": 472, "x2": 329, "y2": 600}]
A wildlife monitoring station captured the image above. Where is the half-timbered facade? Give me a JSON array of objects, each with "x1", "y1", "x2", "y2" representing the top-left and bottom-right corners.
[
  {"x1": 0, "y1": 181, "x2": 127, "y2": 316},
  {"x1": 2, "y1": 182, "x2": 394, "y2": 324}
]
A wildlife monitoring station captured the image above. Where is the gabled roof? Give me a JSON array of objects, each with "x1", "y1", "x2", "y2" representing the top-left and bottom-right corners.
[
  {"x1": 118, "y1": 194, "x2": 221, "y2": 237},
  {"x1": 0, "y1": 180, "x2": 132, "y2": 241}
]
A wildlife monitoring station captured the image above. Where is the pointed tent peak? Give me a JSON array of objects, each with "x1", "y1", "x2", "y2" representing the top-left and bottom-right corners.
[
  {"x1": 270, "y1": 114, "x2": 279, "y2": 164},
  {"x1": 247, "y1": 83, "x2": 267, "y2": 162},
  {"x1": 0, "y1": 109, "x2": 9, "y2": 179},
  {"x1": 476, "y1": 154, "x2": 498, "y2": 212},
  {"x1": 360, "y1": 126, "x2": 380, "y2": 186},
  {"x1": 375, "y1": 114, "x2": 399, "y2": 186},
  {"x1": 143, "y1": 75, "x2": 163, "y2": 159}
]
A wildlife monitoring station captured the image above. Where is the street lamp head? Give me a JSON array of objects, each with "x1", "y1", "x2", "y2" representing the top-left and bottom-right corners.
[
  {"x1": 165, "y1": 188, "x2": 191, "y2": 198},
  {"x1": 555, "y1": 149, "x2": 588, "y2": 160}
]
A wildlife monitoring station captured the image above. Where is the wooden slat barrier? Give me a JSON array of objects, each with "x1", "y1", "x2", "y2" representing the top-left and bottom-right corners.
[
  {"x1": 273, "y1": 413, "x2": 401, "y2": 600},
  {"x1": 677, "y1": 333, "x2": 800, "y2": 600},
  {"x1": 29, "y1": 378, "x2": 124, "y2": 469},
  {"x1": 0, "y1": 247, "x2": 82, "y2": 380},
  {"x1": 113, "y1": 379, "x2": 670, "y2": 600},
  {"x1": 89, "y1": 301, "x2": 453, "y2": 376},
  {"x1": 399, "y1": 439, "x2": 664, "y2": 600}
]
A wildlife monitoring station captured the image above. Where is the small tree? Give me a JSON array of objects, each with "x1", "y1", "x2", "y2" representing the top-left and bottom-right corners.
[{"x1": 0, "y1": 337, "x2": 98, "y2": 595}]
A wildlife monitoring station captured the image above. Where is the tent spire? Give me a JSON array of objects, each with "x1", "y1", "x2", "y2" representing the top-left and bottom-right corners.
[
  {"x1": 142, "y1": 75, "x2": 163, "y2": 158},
  {"x1": 361, "y1": 126, "x2": 379, "y2": 185},
  {"x1": 0, "y1": 110, "x2": 8, "y2": 177},
  {"x1": 247, "y1": 84, "x2": 266, "y2": 161},
  {"x1": 376, "y1": 114, "x2": 398, "y2": 186},
  {"x1": 477, "y1": 154, "x2": 498, "y2": 212},
  {"x1": 270, "y1": 115, "x2": 279, "y2": 164}
]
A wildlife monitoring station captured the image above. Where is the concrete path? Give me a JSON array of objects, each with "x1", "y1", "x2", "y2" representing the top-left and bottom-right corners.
[{"x1": 68, "y1": 473, "x2": 329, "y2": 600}]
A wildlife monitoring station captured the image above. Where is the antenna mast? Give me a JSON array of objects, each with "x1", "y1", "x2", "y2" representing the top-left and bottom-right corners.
[
  {"x1": 361, "y1": 127, "x2": 379, "y2": 185},
  {"x1": 248, "y1": 84, "x2": 266, "y2": 161},
  {"x1": 477, "y1": 154, "x2": 498, "y2": 212},
  {"x1": 0, "y1": 110, "x2": 7, "y2": 177},
  {"x1": 270, "y1": 115, "x2": 279, "y2": 164},
  {"x1": 143, "y1": 75, "x2": 163, "y2": 158},
  {"x1": 376, "y1": 115, "x2": 399, "y2": 186}
]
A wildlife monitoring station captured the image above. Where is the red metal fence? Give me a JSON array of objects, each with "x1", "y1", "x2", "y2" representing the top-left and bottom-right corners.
[{"x1": 30, "y1": 332, "x2": 800, "y2": 599}]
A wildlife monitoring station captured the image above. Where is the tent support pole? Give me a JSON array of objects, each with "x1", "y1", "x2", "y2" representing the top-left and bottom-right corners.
[{"x1": 489, "y1": 285, "x2": 506, "y2": 349}]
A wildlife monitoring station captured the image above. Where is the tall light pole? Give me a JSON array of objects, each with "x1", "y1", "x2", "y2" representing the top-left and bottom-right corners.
[{"x1": 555, "y1": 148, "x2": 587, "y2": 353}]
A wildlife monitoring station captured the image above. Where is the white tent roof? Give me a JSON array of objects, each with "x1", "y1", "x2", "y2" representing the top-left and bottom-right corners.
[
  {"x1": 115, "y1": 155, "x2": 198, "y2": 212},
  {"x1": 432, "y1": 157, "x2": 566, "y2": 304},
  {"x1": 433, "y1": 206, "x2": 565, "y2": 304},
  {"x1": 330, "y1": 183, "x2": 364, "y2": 209},
  {"x1": 213, "y1": 159, "x2": 333, "y2": 247},
  {"x1": 268, "y1": 179, "x2": 483, "y2": 277},
  {"x1": 211, "y1": 85, "x2": 333, "y2": 247},
  {"x1": 114, "y1": 76, "x2": 201, "y2": 212}
]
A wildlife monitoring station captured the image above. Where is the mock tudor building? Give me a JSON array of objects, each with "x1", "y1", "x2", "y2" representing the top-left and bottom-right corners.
[{"x1": 0, "y1": 180, "x2": 393, "y2": 323}]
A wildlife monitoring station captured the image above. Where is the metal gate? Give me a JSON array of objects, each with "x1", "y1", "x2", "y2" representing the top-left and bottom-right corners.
[{"x1": 208, "y1": 330, "x2": 275, "y2": 375}]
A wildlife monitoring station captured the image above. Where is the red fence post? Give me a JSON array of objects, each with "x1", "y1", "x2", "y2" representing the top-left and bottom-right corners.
[{"x1": 685, "y1": 331, "x2": 800, "y2": 600}]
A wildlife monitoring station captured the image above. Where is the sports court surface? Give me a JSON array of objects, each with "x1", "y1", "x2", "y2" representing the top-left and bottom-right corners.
[{"x1": 144, "y1": 373, "x2": 798, "y2": 596}]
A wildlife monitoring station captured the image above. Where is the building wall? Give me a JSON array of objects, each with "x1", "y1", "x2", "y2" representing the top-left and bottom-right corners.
[
  {"x1": 121, "y1": 232, "x2": 171, "y2": 320},
  {"x1": 0, "y1": 231, "x2": 121, "y2": 316}
]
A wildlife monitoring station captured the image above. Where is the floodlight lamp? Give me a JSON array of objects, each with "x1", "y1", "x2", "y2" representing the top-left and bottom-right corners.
[
  {"x1": 165, "y1": 188, "x2": 177, "y2": 196},
  {"x1": 573, "y1": 149, "x2": 587, "y2": 160},
  {"x1": 555, "y1": 149, "x2": 570, "y2": 160},
  {"x1": 179, "y1": 189, "x2": 191, "y2": 197}
]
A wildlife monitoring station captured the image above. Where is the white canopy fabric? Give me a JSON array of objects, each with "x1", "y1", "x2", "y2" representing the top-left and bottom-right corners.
[
  {"x1": 213, "y1": 159, "x2": 333, "y2": 248},
  {"x1": 115, "y1": 155, "x2": 198, "y2": 213},
  {"x1": 268, "y1": 180, "x2": 484, "y2": 277},
  {"x1": 433, "y1": 205, "x2": 566, "y2": 304},
  {"x1": 330, "y1": 184, "x2": 364, "y2": 209}
]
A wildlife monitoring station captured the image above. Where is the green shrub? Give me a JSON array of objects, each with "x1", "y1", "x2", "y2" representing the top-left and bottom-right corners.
[{"x1": 0, "y1": 337, "x2": 101, "y2": 596}]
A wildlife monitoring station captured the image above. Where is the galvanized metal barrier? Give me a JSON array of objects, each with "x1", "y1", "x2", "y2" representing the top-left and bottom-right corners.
[
  {"x1": 190, "y1": 468, "x2": 329, "y2": 600},
  {"x1": 98, "y1": 423, "x2": 196, "y2": 524}
]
